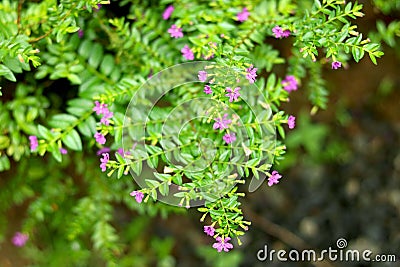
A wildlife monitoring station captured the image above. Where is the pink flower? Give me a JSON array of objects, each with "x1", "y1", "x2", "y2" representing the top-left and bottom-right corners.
[
  {"x1": 198, "y1": 70, "x2": 207, "y2": 82},
  {"x1": 268, "y1": 170, "x2": 282, "y2": 186},
  {"x1": 100, "y1": 110, "x2": 113, "y2": 126},
  {"x1": 93, "y1": 101, "x2": 113, "y2": 125},
  {"x1": 204, "y1": 85, "x2": 212, "y2": 94},
  {"x1": 287, "y1": 115, "x2": 296, "y2": 129},
  {"x1": 130, "y1": 190, "x2": 144, "y2": 203},
  {"x1": 282, "y1": 29, "x2": 291, "y2": 37},
  {"x1": 78, "y1": 29, "x2": 84, "y2": 38},
  {"x1": 100, "y1": 153, "x2": 109, "y2": 172},
  {"x1": 212, "y1": 236, "x2": 233, "y2": 252},
  {"x1": 213, "y1": 114, "x2": 231, "y2": 130},
  {"x1": 332, "y1": 61, "x2": 342, "y2": 69},
  {"x1": 237, "y1": 8, "x2": 249, "y2": 22},
  {"x1": 204, "y1": 225, "x2": 215, "y2": 236},
  {"x1": 282, "y1": 75, "x2": 298, "y2": 92},
  {"x1": 96, "y1": 147, "x2": 110, "y2": 156},
  {"x1": 60, "y1": 147, "x2": 68, "y2": 154},
  {"x1": 223, "y1": 132, "x2": 236, "y2": 144},
  {"x1": 181, "y1": 45, "x2": 194, "y2": 60},
  {"x1": 168, "y1": 24, "x2": 183, "y2": 38},
  {"x1": 163, "y1": 5, "x2": 174, "y2": 20},
  {"x1": 272, "y1": 26, "x2": 291, "y2": 38},
  {"x1": 12, "y1": 232, "x2": 29, "y2": 247},
  {"x1": 245, "y1": 64, "x2": 258, "y2": 84},
  {"x1": 94, "y1": 132, "x2": 106, "y2": 145},
  {"x1": 29, "y1": 135, "x2": 38, "y2": 151},
  {"x1": 93, "y1": 101, "x2": 108, "y2": 115},
  {"x1": 225, "y1": 87, "x2": 241, "y2": 102}
]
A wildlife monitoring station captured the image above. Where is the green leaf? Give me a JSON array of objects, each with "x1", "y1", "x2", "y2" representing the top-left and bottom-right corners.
[
  {"x1": 62, "y1": 129, "x2": 82, "y2": 151},
  {"x1": 100, "y1": 54, "x2": 115, "y2": 76},
  {"x1": 79, "y1": 40, "x2": 92, "y2": 59},
  {"x1": 114, "y1": 127, "x2": 123, "y2": 146},
  {"x1": 154, "y1": 173, "x2": 171, "y2": 182},
  {"x1": 117, "y1": 166, "x2": 124, "y2": 179},
  {"x1": 0, "y1": 64, "x2": 16, "y2": 82},
  {"x1": 67, "y1": 74, "x2": 82, "y2": 84},
  {"x1": 314, "y1": 0, "x2": 321, "y2": 9},
  {"x1": 48, "y1": 114, "x2": 78, "y2": 129},
  {"x1": 89, "y1": 43, "x2": 104, "y2": 68},
  {"x1": 0, "y1": 155, "x2": 10, "y2": 171},
  {"x1": 131, "y1": 161, "x2": 142, "y2": 176},
  {"x1": 368, "y1": 53, "x2": 377, "y2": 65},
  {"x1": 115, "y1": 152, "x2": 125, "y2": 164},
  {"x1": 159, "y1": 182, "x2": 169, "y2": 196},
  {"x1": 351, "y1": 46, "x2": 364, "y2": 62},
  {"x1": 172, "y1": 173, "x2": 182, "y2": 185},
  {"x1": 77, "y1": 116, "x2": 96, "y2": 137},
  {"x1": 38, "y1": 125, "x2": 54, "y2": 140},
  {"x1": 146, "y1": 179, "x2": 160, "y2": 188},
  {"x1": 48, "y1": 141, "x2": 62, "y2": 162}
]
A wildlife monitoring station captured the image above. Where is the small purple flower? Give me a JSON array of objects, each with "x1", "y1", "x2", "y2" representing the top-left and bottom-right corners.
[
  {"x1": 93, "y1": 101, "x2": 108, "y2": 115},
  {"x1": 163, "y1": 5, "x2": 174, "y2": 20},
  {"x1": 282, "y1": 29, "x2": 291, "y2": 38},
  {"x1": 12, "y1": 232, "x2": 29, "y2": 247},
  {"x1": 181, "y1": 45, "x2": 194, "y2": 60},
  {"x1": 117, "y1": 148, "x2": 131, "y2": 157},
  {"x1": 94, "y1": 4, "x2": 102, "y2": 12},
  {"x1": 246, "y1": 64, "x2": 258, "y2": 84},
  {"x1": 168, "y1": 24, "x2": 183, "y2": 38},
  {"x1": 213, "y1": 114, "x2": 231, "y2": 130},
  {"x1": 268, "y1": 170, "x2": 282, "y2": 186},
  {"x1": 204, "y1": 85, "x2": 212, "y2": 94},
  {"x1": 29, "y1": 135, "x2": 38, "y2": 151},
  {"x1": 212, "y1": 236, "x2": 234, "y2": 252},
  {"x1": 223, "y1": 132, "x2": 236, "y2": 144},
  {"x1": 100, "y1": 110, "x2": 113, "y2": 126},
  {"x1": 100, "y1": 153, "x2": 109, "y2": 172},
  {"x1": 94, "y1": 132, "x2": 106, "y2": 145},
  {"x1": 272, "y1": 26, "x2": 291, "y2": 38},
  {"x1": 204, "y1": 225, "x2": 215, "y2": 236},
  {"x1": 282, "y1": 75, "x2": 298, "y2": 92},
  {"x1": 60, "y1": 147, "x2": 68, "y2": 154},
  {"x1": 287, "y1": 115, "x2": 296, "y2": 129},
  {"x1": 97, "y1": 147, "x2": 111, "y2": 156},
  {"x1": 198, "y1": 70, "x2": 207, "y2": 82},
  {"x1": 130, "y1": 190, "x2": 144, "y2": 203},
  {"x1": 78, "y1": 29, "x2": 84, "y2": 38},
  {"x1": 331, "y1": 61, "x2": 342, "y2": 69},
  {"x1": 225, "y1": 87, "x2": 241, "y2": 102},
  {"x1": 237, "y1": 7, "x2": 249, "y2": 22}
]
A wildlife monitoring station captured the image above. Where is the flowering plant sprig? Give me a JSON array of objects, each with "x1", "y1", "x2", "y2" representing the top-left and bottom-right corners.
[{"x1": 0, "y1": 0, "x2": 389, "y2": 261}]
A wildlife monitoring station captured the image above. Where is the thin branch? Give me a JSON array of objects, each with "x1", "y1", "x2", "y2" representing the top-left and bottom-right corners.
[
  {"x1": 28, "y1": 4, "x2": 75, "y2": 43},
  {"x1": 28, "y1": 30, "x2": 52, "y2": 43},
  {"x1": 17, "y1": 0, "x2": 25, "y2": 34},
  {"x1": 244, "y1": 207, "x2": 338, "y2": 267}
]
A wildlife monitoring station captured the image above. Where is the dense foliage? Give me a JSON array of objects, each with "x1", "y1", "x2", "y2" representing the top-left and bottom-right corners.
[{"x1": 0, "y1": 0, "x2": 398, "y2": 266}]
